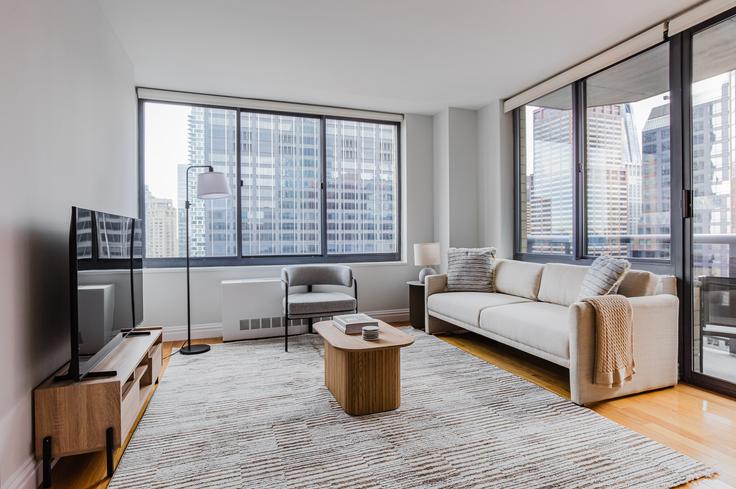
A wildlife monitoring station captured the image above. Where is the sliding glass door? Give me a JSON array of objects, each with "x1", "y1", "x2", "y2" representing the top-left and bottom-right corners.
[{"x1": 688, "y1": 13, "x2": 736, "y2": 390}]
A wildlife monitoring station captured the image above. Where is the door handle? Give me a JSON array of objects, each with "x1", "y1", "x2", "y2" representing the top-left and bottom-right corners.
[{"x1": 682, "y1": 189, "x2": 692, "y2": 219}]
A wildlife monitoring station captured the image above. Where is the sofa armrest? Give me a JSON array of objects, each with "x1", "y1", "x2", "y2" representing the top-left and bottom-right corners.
[
  {"x1": 424, "y1": 274, "x2": 464, "y2": 335},
  {"x1": 568, "y1": 294, "x2": 679, "y2": 405},
  {"x1": 425, "y1": 273, "x2": 447, "y2": 297}
]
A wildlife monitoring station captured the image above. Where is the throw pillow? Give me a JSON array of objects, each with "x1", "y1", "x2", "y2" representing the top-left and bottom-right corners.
[
  {"x1": 446, "y1": 247, "x2": 497, "y2": 292},
  {"x1": 576, "y1": 256, "x2": 631, "y2": 301}
]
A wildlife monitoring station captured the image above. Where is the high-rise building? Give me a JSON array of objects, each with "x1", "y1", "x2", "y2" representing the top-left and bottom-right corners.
[
  {"x1": 326, "y1": 120, "x2": 398, "y2": 255},
  {"x1": 634, "y1": 104, "x2": 671, "y2": 259},
  {"x1": 144, "y1": 186, "x2": 178, "y2": 258},
  {"x1": 178, "y1": 108, "x2": 398, "y2": 258},
  {"x1": 527, "y1": 103, "x2": 639, "y2": 257},
  {"x1": 622, "y1": 104, "x2": 643, "y2": 237},
  {"x1": 526, "y1": 107, "x2": 573, "y2": 254},
  {"x1": 585, "y1": 105, "x2": 630, "y2": 257},
  {"x1": 240, "y1": 113, "x2": 322, "y2": 256},
  {"x1": 691, "y1": 75, "x2": 734, "y2": 277},
  {"x1": 179, "y1": 107, "x2": 238, "y2": 258},
  {"x1": 632, "y1": 76, "x2": 734, "y2": 272}
]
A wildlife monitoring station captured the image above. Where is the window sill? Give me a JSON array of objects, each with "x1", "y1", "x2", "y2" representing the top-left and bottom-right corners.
[{"x1": 142, "y1": 260, "x2": 409, "y2": 274}]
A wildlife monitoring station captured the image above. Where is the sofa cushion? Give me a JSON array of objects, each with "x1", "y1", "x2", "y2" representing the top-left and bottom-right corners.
[
  {"x1": 618, "y1": 269, "x2": 656, "y2": 297},
  {"x1": 576, "y1": 256, "x2": 631, "y2": 301},
  {"x1": 494, "y1": 260, "x2": 544, "y2": 300},
  {"x1": 427, "y1": 292, "x2": 531, "y2": 327},
  {"x1": 284, "y1": 292, "x2": 356, "y2": 316},
  {"x1": 538, "y1": 263, "x2": 589, "y2": 306},
  {"x1": 479, "y1": 302, "x2": 570, "y2": 362},
  {"x1": 446, "y1": 247, "x2": 496, "y2": 292}
]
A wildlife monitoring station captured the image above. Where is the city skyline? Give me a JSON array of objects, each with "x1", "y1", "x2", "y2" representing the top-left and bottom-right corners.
[
  {"x1": 144, "y1": 102, "x2": 399, "y2": 258},
  {"x1": 522, "y1": 70, "x2": 735, "y2": 273}
]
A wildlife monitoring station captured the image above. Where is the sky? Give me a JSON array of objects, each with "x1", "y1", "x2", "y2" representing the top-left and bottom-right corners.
[{"x1": 144, "y1": 102, "x2": 190, "y2": 202}]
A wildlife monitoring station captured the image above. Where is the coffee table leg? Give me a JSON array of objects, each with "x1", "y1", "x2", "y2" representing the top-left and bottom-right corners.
[{"x1": 324, "y1": 343, "x2": 400, "y2": 416}]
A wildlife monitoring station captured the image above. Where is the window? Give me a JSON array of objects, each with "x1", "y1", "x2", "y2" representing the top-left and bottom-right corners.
[
  {"x1": 326, "y1": 120, "x2": 399, "y2": 254},
  {"x1": 585, "y1": 42, "x2": 670, "y2": 260},
  {"x1": 514, "y1": 42, "x2": 672, "y2": 263},
  {"x1": 518, "y1": 86, "x2": 574, "y2": 255},
  {"x1": 144, "y1": 103, "x2": 238, "y2": 259},
  {"x1": 142, "y1": 100, "x2": 401, "y2": 265},
  {"x1": 240, "y1": 113, "x2": 321, "y2": 256}
]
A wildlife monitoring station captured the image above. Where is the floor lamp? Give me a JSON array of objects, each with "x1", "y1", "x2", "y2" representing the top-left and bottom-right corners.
[{"x1": 180, "y1": 165, "x2": 231, "y2": 355}]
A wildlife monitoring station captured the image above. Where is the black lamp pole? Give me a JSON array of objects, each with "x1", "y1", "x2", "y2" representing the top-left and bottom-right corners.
[{"x1": 180, "y1": 165, "x2": 213, "y2": 355}]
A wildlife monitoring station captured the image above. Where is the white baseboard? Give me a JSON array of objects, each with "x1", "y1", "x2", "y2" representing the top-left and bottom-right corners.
[
  {"x1": 161, "y1": 309, "x2": 409, "y2": 342},
  {"x1": 161, "y1": 322, "x2": 223, "y2": 342},
  {"x1": 4, "y1": 454, "x2": 54, "y2": 489},
  {"x1": 164, "y1": 323, "x2": 222, "y2": 341}
]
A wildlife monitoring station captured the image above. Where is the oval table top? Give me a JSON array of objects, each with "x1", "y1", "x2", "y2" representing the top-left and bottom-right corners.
[{"x1": 314, "y1": 320, "x2": 415, "y2": 351}]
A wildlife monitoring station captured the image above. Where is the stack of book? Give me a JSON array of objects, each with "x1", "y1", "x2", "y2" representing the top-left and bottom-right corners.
[{"x1": 333, "y1": 313, "x2": 378, "y2": 335}]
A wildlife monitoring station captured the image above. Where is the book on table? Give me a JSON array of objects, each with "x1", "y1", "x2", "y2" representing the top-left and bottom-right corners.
[{"x1": 333, "y1": 313, "x2": 378, "y2": 335}]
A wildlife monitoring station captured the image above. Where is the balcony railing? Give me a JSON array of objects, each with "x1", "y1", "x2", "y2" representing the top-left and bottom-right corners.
[{"x1": 525, "y1": 233, "x2": 736, "y2": 275}]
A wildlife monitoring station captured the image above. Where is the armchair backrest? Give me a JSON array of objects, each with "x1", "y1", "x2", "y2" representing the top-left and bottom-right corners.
[{"x1": 281, "y1": 265, "x2": 353, "y2": 287}]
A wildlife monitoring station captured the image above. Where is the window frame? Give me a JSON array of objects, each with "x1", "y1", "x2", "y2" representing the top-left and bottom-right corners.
[
  {"x1": 138, "y1": 98, "x2": 402, "y2": 268},
  {"x1": 513, "y1": 39, "x2": 679, "y2": 275},
  {"x1": 512, "y1": 3, "x2": 736, "y2": 401}
]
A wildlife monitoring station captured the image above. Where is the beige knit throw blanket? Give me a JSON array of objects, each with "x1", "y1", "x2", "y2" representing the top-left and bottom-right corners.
[{"x1": 584, "y1": 295, "x2": 636, "y2": 387}]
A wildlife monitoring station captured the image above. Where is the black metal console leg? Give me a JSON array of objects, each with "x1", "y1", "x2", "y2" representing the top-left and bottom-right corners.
[
  {"x1": 284, "y1": 317, "x2": 289, "y2": 352},
  {"x1": 308, "y1": 317, "x2": 313, "y2": 334},
  {"x1": 106, "y1": 427, "x2": 114, "y2": 477},
  {"x1": 42, "y1": 436, "x2": 52, "y2": 488}
]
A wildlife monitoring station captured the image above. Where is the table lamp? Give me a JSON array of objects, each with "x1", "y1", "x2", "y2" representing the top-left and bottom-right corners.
[{"x1": 414, "y1": 242, "x2": 440, "y2": 283}]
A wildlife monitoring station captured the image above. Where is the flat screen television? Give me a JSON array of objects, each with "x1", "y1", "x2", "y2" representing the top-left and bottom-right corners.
[{"x1": 68, "y1": 207, "x2": 144, "y2": 381}]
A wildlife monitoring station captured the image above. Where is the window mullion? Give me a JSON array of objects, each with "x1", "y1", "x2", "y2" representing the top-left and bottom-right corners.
[
  {"x1": 573, "y1": 80, "x2": 586, "y2": 261},
  {"x1": 236, "y1": 108, "x2": 243, "y2": 258},
  {"x1": 320, "y1": 116, "x2": 328, "y2": 258}
]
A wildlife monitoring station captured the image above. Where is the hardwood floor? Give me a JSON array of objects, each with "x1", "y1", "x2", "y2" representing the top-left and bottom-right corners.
[{"x1": 48, "y1": 329, "x2": 735, "y2": 488}]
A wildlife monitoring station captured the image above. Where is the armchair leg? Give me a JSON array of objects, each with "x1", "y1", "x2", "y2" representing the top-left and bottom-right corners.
[
  {"x1": 308, "y1": 317, "x2": 313, "y2": 334},
  {"x1": 284, "y1": 316, "x2": 288, "y2": 352}
]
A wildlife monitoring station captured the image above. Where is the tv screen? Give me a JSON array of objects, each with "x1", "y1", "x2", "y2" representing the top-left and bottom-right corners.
[{"x1": 70, "y1": 207, "x2": 141, "y2": 380}]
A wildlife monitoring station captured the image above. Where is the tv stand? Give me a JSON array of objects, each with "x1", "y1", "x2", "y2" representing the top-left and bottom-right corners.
[
  {"x1": 121, "y1": 328, "x2": 152, "y2": 337},
  {"x1": 34, "y1": 327, "x2": 163, "y2": 487},
  {"x1": 53, "y1": 369, "x2": 118, "y2": 382}
]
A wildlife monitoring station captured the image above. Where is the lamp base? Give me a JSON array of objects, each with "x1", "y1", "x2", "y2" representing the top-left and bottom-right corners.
[
  {"x1": 179, "y1": 344, "x2": 211, "y2": 355},
  {"x1": 418, "y1": 267, "x2": 437, "y2": 283}
]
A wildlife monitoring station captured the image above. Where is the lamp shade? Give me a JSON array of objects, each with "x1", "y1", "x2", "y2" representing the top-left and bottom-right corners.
[
  {"x1": 197, "y1": 171, "x2": 230, "y2": 199},
  {"x1": 414, "y1": 242, "x2": 440, "y2": 266}
]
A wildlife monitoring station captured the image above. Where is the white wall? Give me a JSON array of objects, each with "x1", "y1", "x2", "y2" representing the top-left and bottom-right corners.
[
  {"x1": 141, "y1": 114, "x2": 435, "y2": 335},
  {"x1": 0, "y1": 2, "x2": 136, "y2": 488},
  {"x1": 433, "y1": 109, "x2": 450, "y2": 271},
  {"x1": 477, "y1": 100, "x2": 514, "y2": 258},
  {"x1": 448, "y1": 108, "x2": 479, "y2": 249},
  {"x1": 433, "y1": 108, "x2": 484, "y2": 270}
]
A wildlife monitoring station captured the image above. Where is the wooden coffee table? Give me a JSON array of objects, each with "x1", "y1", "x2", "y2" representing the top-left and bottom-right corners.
[{"x1": 314, "y1": 320, "x2": 414, "y2": 416}]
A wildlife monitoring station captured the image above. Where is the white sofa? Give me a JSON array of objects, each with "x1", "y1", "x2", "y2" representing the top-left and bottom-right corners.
[{"x1": 425, "y1": 259, "x2": 679, "y2": 405}]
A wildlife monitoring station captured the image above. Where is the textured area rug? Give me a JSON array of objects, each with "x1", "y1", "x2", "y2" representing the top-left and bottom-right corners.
[{"x1": 110, "y1": 330, "x2": 714, "y2": 488}]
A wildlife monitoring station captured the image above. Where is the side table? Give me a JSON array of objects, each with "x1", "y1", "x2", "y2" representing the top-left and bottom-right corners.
[{"x1": 407, "y1": 281, "x2": 425, "y2": 330}]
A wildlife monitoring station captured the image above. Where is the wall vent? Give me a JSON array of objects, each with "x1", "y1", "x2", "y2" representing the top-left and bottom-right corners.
[{"x1": 238, "y1": 316, "x2": 331, "y2": 330}]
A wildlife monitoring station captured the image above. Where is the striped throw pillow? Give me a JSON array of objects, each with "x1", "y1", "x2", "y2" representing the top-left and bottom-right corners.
[
  {"x1": 447, "y1": 247, "x2": 497, "y2": 292},
  {"x1": 576, "y1": 256, "x2": 631, "y2": 301}
]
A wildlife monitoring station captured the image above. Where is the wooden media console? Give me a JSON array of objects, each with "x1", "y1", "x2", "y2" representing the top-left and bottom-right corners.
[{"x1": 33, "y1": 327, "x2": 163, "y2": 487}]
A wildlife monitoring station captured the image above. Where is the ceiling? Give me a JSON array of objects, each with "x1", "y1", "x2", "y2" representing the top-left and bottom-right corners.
[{"x1": 98, "y1": 0, "x2": 703, "y2": 115}]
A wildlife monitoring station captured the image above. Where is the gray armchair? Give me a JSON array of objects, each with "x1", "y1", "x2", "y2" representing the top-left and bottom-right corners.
[{"x1": 281, "y1": 265, "x2": 358, "y2": 352}]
